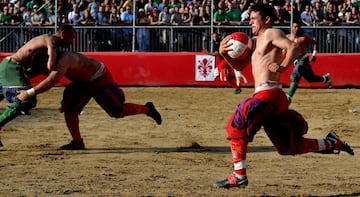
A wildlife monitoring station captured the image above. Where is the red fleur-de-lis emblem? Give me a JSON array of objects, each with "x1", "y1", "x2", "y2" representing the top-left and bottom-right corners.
[{"x1": 197, "y1": 57, "x2": 213, "y2": 78}]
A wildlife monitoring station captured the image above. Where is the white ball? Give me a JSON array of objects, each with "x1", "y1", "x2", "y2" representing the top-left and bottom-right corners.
[{"x1": 226, "y1": 32, "x2": 252, "y2": 60}]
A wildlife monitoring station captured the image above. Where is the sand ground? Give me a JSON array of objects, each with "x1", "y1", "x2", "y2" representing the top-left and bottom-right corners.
[{"x1": 0, "y1": 87, "x2": 359, "y2": 197}]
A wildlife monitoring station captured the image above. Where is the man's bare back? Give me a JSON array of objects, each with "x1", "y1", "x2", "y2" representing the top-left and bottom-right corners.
[
  {"x1": 10, "y1": 25, "x2": 76, "y2": 71},
  {"x1": 55, "y1": 52, "x2": 104, "y2": 82},
  {"x1": 12, "y1": 35, "x2": 54, "y2": 66},
  {"x1": 17, "y1": 52, "x2": 108, "y2": 102}
]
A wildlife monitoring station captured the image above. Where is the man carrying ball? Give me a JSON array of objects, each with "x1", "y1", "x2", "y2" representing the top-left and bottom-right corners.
[{"x1": 214, "y1": 3, "x2": 354, "y2": 189}]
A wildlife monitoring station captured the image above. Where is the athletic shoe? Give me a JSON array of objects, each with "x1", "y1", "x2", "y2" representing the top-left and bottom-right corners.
[
  {"x1": 20, "y1": 110, "x2": 31, "y2": 115},
  {"x1": 146, "y1": 102, "x2": 162, "y2": 125},
  {"x1": 233, "y1": 89, "x2": 242, "y2": 94},
  {"x1": 59, "y1": 140, "x2": 85, "y2": 150},
  {"x1": 326, "y1": 132, "x2": 354, "y2": 155},
  {"x1": 323, "y1": 73, "x2": 332, "y2": 88},
  {"x1": 214, "y1": 174, "x2": 248, "y2": 188},
  {"x1": 287, "y1": 95, "x2": 292, "y2": 105}
]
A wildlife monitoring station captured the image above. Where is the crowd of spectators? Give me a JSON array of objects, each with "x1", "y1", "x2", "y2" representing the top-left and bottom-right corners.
[
  {"x1": 1, "y1": 0, "x2": 360, "y2": 52},
  {"x1": 1, "y1": 0, "x2": 360, "y2": 27}
]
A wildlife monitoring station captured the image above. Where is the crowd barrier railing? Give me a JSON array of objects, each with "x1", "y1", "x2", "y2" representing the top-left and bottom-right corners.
[{"x1": 0, "y1": 25, "x2": 359, "y2": 53}]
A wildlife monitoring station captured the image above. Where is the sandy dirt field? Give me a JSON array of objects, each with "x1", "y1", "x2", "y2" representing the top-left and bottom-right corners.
[{"x1": 0, "y1": 87, "x2": 359, "y2": 197}]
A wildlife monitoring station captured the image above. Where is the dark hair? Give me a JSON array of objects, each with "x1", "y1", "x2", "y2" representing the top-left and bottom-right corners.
[
  {"x1": 249, "y1": 4, "x2": 276, "y2": 25},
  {"x1": 58, "y1": 24, "x2": 75, "y2": 33}
]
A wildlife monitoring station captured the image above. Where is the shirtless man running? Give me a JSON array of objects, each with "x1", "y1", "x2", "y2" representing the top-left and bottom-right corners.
[
  {"x1": 286, "y1": 22, "x2": 332, "y2": 103},
  {"x1": 214, "y1": 4, "x2": 353, "y2": 189},
  {"x1": 0, "y1": 25, "x2": 76, "y2": 146},
  {"x1": 17, "y1": 52, "x2": 162, "y2": 150}
]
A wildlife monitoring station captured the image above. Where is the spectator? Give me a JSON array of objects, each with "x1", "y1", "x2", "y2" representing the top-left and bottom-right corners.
[
  {"x1": 70, "y1": 11, "x2": 82, "y2": 25},
  {"x1": 144, "y1": 0, "x2": 158, "y2": 15},
  {"x1": 23, "y1": 8, "x2": 32, "y2": 25},
  {"x1": 313, "y1": 0, "x2": 325, "y2": 25},
  {"x1": 88, "y1": 0, "x2": 100, "y2": 19},
  {"x1": 109, "y1": 7, "x2": 121, "y2": 24},
  {"x1": 159, "y1": 5, "x2": 171, "y2": 25},
  {"x1": 343, "y1": 0, "x2": 352, "y2": 13},
  {"x1": 78, "y1": 0, "x2": 88, "y2": 13},
  {"x1": 79, "y1": 9, "x2": 97, "y2": 50},
  {"x1": 97, "y1": 4, "x2": 109, "y2": 24},
  {"x1": 338, "y1": 5, "x2": 348, "y2": 23},
  {"x1": 31, "y1": 5, "x2": 45, "y2": 26},
  {"x1": 241, "y1": 3, "x2": 254, "y2": 24},
  {"x1": 159, "y1": 5, "x2": 171, "y2": 46},
  {"x1": 337, "y1": 5, "x2": 347, "y2": 53},
  {"x1": 213, "y1": 5, "x2": 228, "y2": 25},
  {"x1": 190, "y1": 7, "x2": 202, "y2": 25},
  {"x1": 170, "y1": 6, "x2": 182, "y2": 25},
  {"x1": 68, "y1": 3, "x2": 83, "y2": 24},
  {"x1": 79, "y1": 8, "x2": 97, "y2": 25},
  {"x1": 346, "y1": 6, "x2": 360, "y2": 25},
  {"x1": 11, "y1": 8, "x2": 23, "y2": 25},
  {"x1": 45, "y1": 7, "x2": 60, "y2": 25},
  {"x1": 187, "y1": 2, "x2": 195, "y2": 15},
  {"x1": 120, "y1": 6, "x2": 134, "y2": 51},
  {"x1": 300, "y1": 5, "x2": 315, "y2": 38},
  {"x1": 181, "y1": 6, "x2": 192, "y2": 25},
  {"x1": 25, "y1": 0, "x2": 37, "y2": 12},
  {"x1": 108, "y1": 7, "x2": 123, "y2": 50},
  {"x1": 149, "y1": 7, "x2": 160, "y2": 25},
  {"x1": 136, "y1": 8, "x2": 150, "y2": 51},
  {"x1": 157, "y1": 0, "x2": 168, "y2": 12},
  {"x1": 0, "y1": 6, "x2": 12, "y2": 25},
  {"x1": 226, "y1": 1, "x2": 241, "y2": 25},
  {"x1": 323, "y1": 3, "x2": 340, "y2": 52},
  {"x1": 178, "y1": 1, "x2": 186, "y2": 13},
  {"x1": 148, "y1": 7, "x2": 162, "y2": 51},
  {"x1": 280, "y1": 0, "x2": 292, "y2": 24},
  {"x1": 168, "y1": 0, "x2": 180, "y2": 9},
  {"x1": 201, "y1": 5, "x2": 211, "y2": 25},
  {"x1": 323, "y1": 3, "x2": 339, "y2": 26},
  {"x1": 346, "y1": 6, "x2": 360, "y2": 51}
]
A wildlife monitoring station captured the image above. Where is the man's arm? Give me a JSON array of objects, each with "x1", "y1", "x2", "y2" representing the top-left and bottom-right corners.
[
  {"x1": 305, "y1": 35, "x2": 318, "y2": 62},
  {"x1": 47, "y1": 36, "x2": 57, "y2": 71},
  {"x1": 17, "y1": 68, "x2": 67, "y2": 101},
  {"x1": 269, "y1": 29, "x2": 301, "y2": 73}
]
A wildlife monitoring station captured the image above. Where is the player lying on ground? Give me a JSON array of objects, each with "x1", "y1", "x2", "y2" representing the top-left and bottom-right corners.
[{"x1": 15, "y1": 51, "x2": 162, "y2": 150}]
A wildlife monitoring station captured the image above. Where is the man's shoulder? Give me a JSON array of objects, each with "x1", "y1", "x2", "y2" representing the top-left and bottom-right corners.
[{"x1": 265, "y1": 28, "x2": 283, "y2": 35}]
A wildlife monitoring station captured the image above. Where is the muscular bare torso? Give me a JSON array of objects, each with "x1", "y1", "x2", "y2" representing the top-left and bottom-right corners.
[
  {"x1": 11, "y1": 35, "x2": 53, "y2": 66},
  {"x1": 55, "y1": 52, "x2": 103, "y2": 82},
  {"x1": 251, "y1": 29, "x2": 284, "y2": 88},
  {"x1": 287, "y1": 34, "x2": 308, "y2": 56}
]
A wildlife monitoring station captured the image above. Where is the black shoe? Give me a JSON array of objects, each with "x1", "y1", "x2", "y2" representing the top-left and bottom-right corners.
[
  {"x1": 0, "y1": 139, "x2": 3, "y2": 147},
  {"x1": 323, "y1": 73, "x2": 332, "y2": 88},
  {"x1": 326, "y1": 132, "x2": 354, "y2": 155},
  {"x1": 214, "y1": 174, "x2": 248, "y2": 188},
  {"x1": 146, "y1": 102, "x2": 162, "y2": 125},
  {"x1": 233, "y1": 89, "x2": 241, "y2": 94},
  {"x1": 59, "y1": 140, "x2": 85, "y2": 150}
]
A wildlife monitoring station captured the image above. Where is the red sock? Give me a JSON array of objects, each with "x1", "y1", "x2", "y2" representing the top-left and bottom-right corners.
[
  {"x1": 230, "y1": 139, "x2": 248, "y2": 176},
  {"x1": 65, "y1": 112, "x2": 82, "y2": 141},
  {"x1": 121, "y1": 103, "x2": 149, "y2": 117}
]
